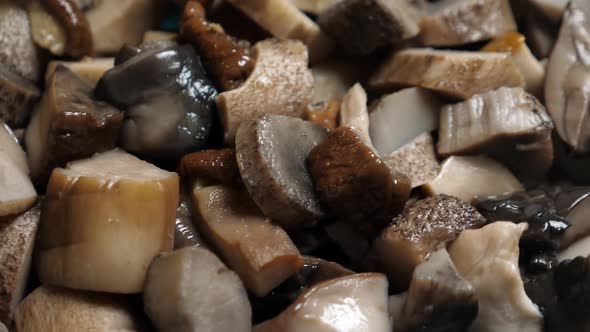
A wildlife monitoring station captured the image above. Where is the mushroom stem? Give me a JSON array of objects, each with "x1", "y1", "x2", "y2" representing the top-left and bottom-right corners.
[{"x1": 43, "y1": 0, "x2": 93, "y2": 58}]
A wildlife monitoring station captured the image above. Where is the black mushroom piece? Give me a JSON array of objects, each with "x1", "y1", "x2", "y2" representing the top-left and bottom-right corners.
[
  {"x1": 0, "y1": 64, "x2": 40, "y2": 128},
  {"x1": 235, "y1": 114, "x2": 328, "y2": 229},
  {"x1": 308, "y1": 126, "x2": 411, "y2": 234},
  {"x1": 95, "y1": 44, "x2": 217, "y2": 161}
]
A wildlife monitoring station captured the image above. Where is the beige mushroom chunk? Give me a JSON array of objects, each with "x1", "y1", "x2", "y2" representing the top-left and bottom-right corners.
[
  {"x1": 558, "y1": 236, "x2": 590, "y2": 262},
  {"x1": 424, "y1": 156, "x2": 523, "y2": 203},
  {"x1": 339, "y1": 83, "x2": 376, "y2": 151},
  {"x1": 420, "y1": 0, "x2": 517, "y2": 47},
  {"x1": 449, "y1": 222, "x2": 543, "y2": 332},
  {"x1": 216, "y1": 39, "x2": 313, "y2": 145},
  {"x1": 383, "y1": 133, "x2": 441, "y2": 188},
  {"x1": 144, "y1": 247, "x2": 252, "y2": 332},
  {"x1": 0, "y1": 322, "x2": 6, "y2": 332},
  {"x1": 45, "y1": 58, "x2": 114, "y2": 86},
  {"x1": 0, "y1": 64, "x2": 40, "y2": 129},
  {"x1": 530, "y1": 0, "x2": 568, "y2": 23},
  {"x1": 560, "y1": 192, "x2": 590, "y2": 248},
  {"x1": 192, "y1": 185, "x2": 303, "y2": 296},
  {"x1": 226, "y1": 0, "x2": 332, "y2": 62},
  {"x1": 0, "y1": 121, "x2": 28, "y2": 175},
  {"x1": 36, "y1": 149, "x2": 179, "y2": 294},
  {"x1": 15, "y1": 286, "x2": 145, "y2": 332},
  {"x1": 289, "y1": 0, "x2": 341, "y2": 14},
  {"x1": 0, "y1": 142, "x2": 36, "y2": 217},
  {"x1": 27, "y1": 0, "x2": 67, "y2": 56},
  {"x1": 0, "y1": 204, "x2": 40, "y2": 325},
  {"x1": 369, "y1": 49, "x2": 524, "y2": 99},
  {"x1": 86, "y1": 0, "x2": 159, "y2": 54},
  {"x1": 311, "y1": 60, "x2": 366, "y2": 103},
  {"x1": 254, "y1": 273, "x2": 391, "y2": 332},
  {"x1": 438, "y1": 87, "x2": 554, "y2": 181}
]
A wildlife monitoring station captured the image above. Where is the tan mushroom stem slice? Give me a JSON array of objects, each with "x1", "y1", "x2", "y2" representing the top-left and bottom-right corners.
[
  {"x1": 191, "y1": 185, "x2": 303, "y2": 297},
  {"x1": 449, "y1": 222, "x2": 543, "y2": 332},
  {"x1": 27, "y1": 1, "x2": 67, "y2": 56},
  {"x1": 289, "y1": 0, "x2": 341, "y2": 15},
  {"x1": 368, "y1": 49, "x2": 524, "y2": 99},
  {"x1": 311, "y1": 60, "x2": 366, "y2": 103},
  {"x1": 144, "y1": 247, "x2": 252, "y2": 332},
  {"x1": 45, "y1": 58, "x2": 114, "y2": 85},
  {"x1": 383, "y1": 133, "x2": 440, "y2": 188},
  {"x1": 420, "y1": 0, "x2": 517, "y2": 47},
  {"x1": 0, "y1": 204, "x2": 40, "y2": 325},
  {"x1": 217, "y1": 39, "x2": 313, "y2": 145},
  {"x1": 339, "y1": 83, "x2": 376, "y2": 152},
  {"x1": 254, "y1": 273, "x2": 391, "y2": 332},
  {"x1": 374, "y1": 195, "x2": 486, "y2": 289},
  {"x1": 318, "y1": 0, "x2": 421, "y2": 56},
  {"x1": 438, "y1": 87, "x2": 554, "y2": 180},
  {"x1": 0, "y1": 156, "x2": 36, "y2": 218},
  {"x1": 0, "y1": 121, "x2": 28, "y2": 175},
  {"x1": 424, "y1": 156, "x2": 524, "y2": 204},
  {"x1": 369, "y1": 87, "x2": 442, "y2": 156},
  {"x1": 15, "y1": 286, "x2": 145, "y2": 332},
  {"x1": 545, "y1": 0, "x2": 590, "y2": 153},
  {"x1": 226, "y1": 0, "x2": 332, "y2": 62},
  {"x1": 0, "y1": 64, "x2": 41, "y2": 128},
  {"x1": 531, "y1": 0, "x2": 568, "y2": 23},
  {"x1": 36, "y1": 149, "x2": 179, "y2": 294},
  {"x1": 86, "y1": 0, "x2": 158, "y2": 54}
]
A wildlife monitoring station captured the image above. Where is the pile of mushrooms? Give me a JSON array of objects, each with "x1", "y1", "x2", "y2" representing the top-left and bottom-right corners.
[{"x1": 3, "y1": 0, "x2": 590, "y2": 331}]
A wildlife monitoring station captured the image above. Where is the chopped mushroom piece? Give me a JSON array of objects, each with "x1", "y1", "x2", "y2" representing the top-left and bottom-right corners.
[
  {"x1": 36, "y1": 149, "x2": 179, "y2": 294},
  {"x1": 226, "y1": 0, "x2": 332, "y2": 62},
  {"x1": 374, "y1": 194, "x2": 486, "y2": 289},
  {"x1": 27, "y1": 0, "x2": 67, "y2": 56},
  {"x1": 305, "y1": 101, "x2": 340, "y2": 130},
  {"x1": 0, "y1": 322, "x2": 5, "y2": 332},
  {"x1": 289, "y1": 0, "x2": 341, "y2": 15},
  {"x1": 235, "y1": 115, "x2": 327, "y2": 229},
  {"x1": 424, "y1": 155, "x2": 524, "y2": 203},
  {"x1": 45, "y1": 58, "x2": 114, "y2": 85},
  {"x1": 557, "y1": 188, "x2": 590, "y2": 248},
  {"x1": 545, "y1": 0, "x2": 590, "y2": 153},
  {"x1": 0, "y1": 151, "x2": 36, "y2": 217},
  {"x1": 178, "y1": 149, "x2": 242, "y2": 187},
  {"x1": 449, "y1": 222, "x2": 543, "y2": 332},
  {"x1": 174, "y1": 198, "x2": 205, "y2": 249},
  {"x1": 0, "y1": 204, "x2": 40, "y2": 325},
  {"x1": 254, "y1": 273, "x2": 391, "y2": 332},
  {"x1": 339, "y1": 83, "x2": 376, "y2": 151},
  {"x1": 438, "y1": 87, "x2": 554, "y2": 181},
  {"x1": 15, "y1": 286, "x2": 145, "y2": 332},
  {"x1": 144, "y1": 247, "x2": 252, "y2": 332},
  {"x1": 311, "y1": 60, "x2": 367, "y2": 104},
  {"x1": 217, "y1": 39, "x2": 313, "y2": 145},
  {"x1": 26, "y1": 66, "x2": 123, "y2": 185},
  {"x1": 0, "y1": 121, "x2": 28, "y2": 175},
  {"x1": 383, "y1": 133, "x2": 440, "y2": 188},
  {"x1": 368, "y1": 49, "x2": 524, "y2": 99},
  {"x1": 142, "y1": 30, "x2": 177, "y2": 43},
  {"x1": 420, "y1": 0, "x2": 517, "y2": 47},
  {"x1": 530, "y1": 0, "x2": 567, "y2": 23},
  {"x1": 0, "y1": 64, "x2": 40, "y2": 128},
  {"x1": 192, "y1": 185, "x2": 303, "y2": 296},
  {"x1": 302, "y1": 256, "x2": 355, "y2": 285}
]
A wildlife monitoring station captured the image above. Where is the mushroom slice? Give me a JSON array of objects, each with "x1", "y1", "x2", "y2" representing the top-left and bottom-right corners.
[
  {"x1": 192, "y1": 185, "x2": 303, "y2": 296},
  {"x1": 217, "y1": 39, "x2": 313, "y2": 145},
  {"x1": 545, "y1": 0, "x2": 590, "y2": 153},
  {"x1": 530, "y1": 0, "x2": 567, "y2": 23},
  {"x1": 449, "y1": 222, "x2": 543, "y2": 332},
  {"x1": 45, "y1": 58, "x2": 114, "y2": 85},
  {"x1": 374, "y1": 194, "x2": 486, "y2": 289},
  {"x1": 235, "y1": 115, "x2": 327, "y2": 229},
  {"x1": 394, "y1": 249, "x2": 478, "y2": 332},
  {"x1": 15, "y1": 286, "x2": 145, "y2": 332},
  {"x1": 0, "y1": 121, "x2": 28, "y2": 175},
  {"x1": 318, "y1": 0, "x2": 421, "y2": 55},
  {"x1": 339, "y1": 83, "x2": 375, "y2": 151},
  {"x1": 382, "y1": 133, "x2": 440, "y2": 188},
  {"x1": 311, "y1": 59, "x2": 366, "y2": 104},
  {"x1": 438, "y1": 87, "x2": 554, "y2": 181},
  {"x1": 36, "y1": 149, "x2": 179, "y2": 294},
  {"x1": 308, "y1": 126, "x2": 411, "y2": 231},
  {"x1": 420, "y1": 0, "x2": 517, "y2": 47},
  {"x1": 226, "y1": 0, "x2": 332, "y2": 62},
  {"x1": 144, "y1": 247, "x2": 251, "y2": 332},
  {"x1": 0, "y1": 156, "x2": 36, "y2": 218},
  {"x1": 0, "y1": 64, "x2": 40, "y2": 128},
  {"x1": 0, "y1": 204, "x2": 40, "y2": 325},
  {"x1": 558, "y1": 236, "x2": 590, "y2": 261},
  {"x1": 179, "y1": 149, "x2": 242, "y2": 187},
  {"x1": 424, "y1": 156, "x2": 524, "y2": 203},
  {"x1": 254, "y1": 273, "x2": 391, "y2": 332},
  {"x1": 27, "y1": 1, "x2": 67, "y2": 56},
  {"x1": 369, "y1": 87, "x2": 442, "y2": 156},
  {"x1": 482, "y1": 32, "x2": 545, "y2": 97},
  {"x1": 368, "y1": 49, "x2": 524, "y2": 99},
  {"x1": 25, "y1": 65, "x2": 122, "y2": 186}
]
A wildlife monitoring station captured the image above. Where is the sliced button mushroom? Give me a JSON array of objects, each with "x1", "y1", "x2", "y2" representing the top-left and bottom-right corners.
[
  {"x1": 144, "y1": 247, "x2": 252, "y2": 332},
  {"x1": 235, "y1": 115, "x2": 328, "y2": 229},
  {"x1": 45, "y1": 58, "x2": 114, "y2": 86},
  {"x1": 449, "y1": 222, "x2": 543, "y2": 332},
  {"x1": 36, "y1": 149, "x2": 179, "y2": 294},
  {"x1": 0, "y1": 204, "x2": 40, "y2": 325},
  {"x1": 545, "y1": 0, "x2": 590, "y2": 153},
  {"x1": 254, "y1": 273, "x2": 391, "y2": 332},
  {"x1": 0, "y1": 121, "x2": 28, "y2": 175},
  {"x1": 15, "y1": 286, "x2": 146, "y2": 332},
  {"x1": 420, "y1": 0, "x2": 517, "y2": 47},
  {"x1": 318, "y1": 0, "x2": 421, "y2": 55},
  {"x1": 217, "y1": 39, "x2": 313, "y2": 145},
  {"x1": 0, "y1": 64, "x2": 40, "y2": 128},
  {"x1": 368, "y1": 49, "x2": 525, "y2": 99},
  {"x1": 438, "y1": 87, "x2": 554, "y2": 181},
  {"x1": 25, "y1": 65, "x2": 123, "y2": 186},
  {"x1": 374, "y1": 194, "x2": 486, "y2": 289},
  {"x1": 424, "y1": 155, "x2": 524, "y2": 204},
  {"x1": 191, "y1": 185, "x2": 303, "y2": 296}
]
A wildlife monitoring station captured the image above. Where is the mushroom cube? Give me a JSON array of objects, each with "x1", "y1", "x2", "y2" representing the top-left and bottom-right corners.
[{"x1": 45, "y1": 58, "x2": 114, "y2": 86}]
